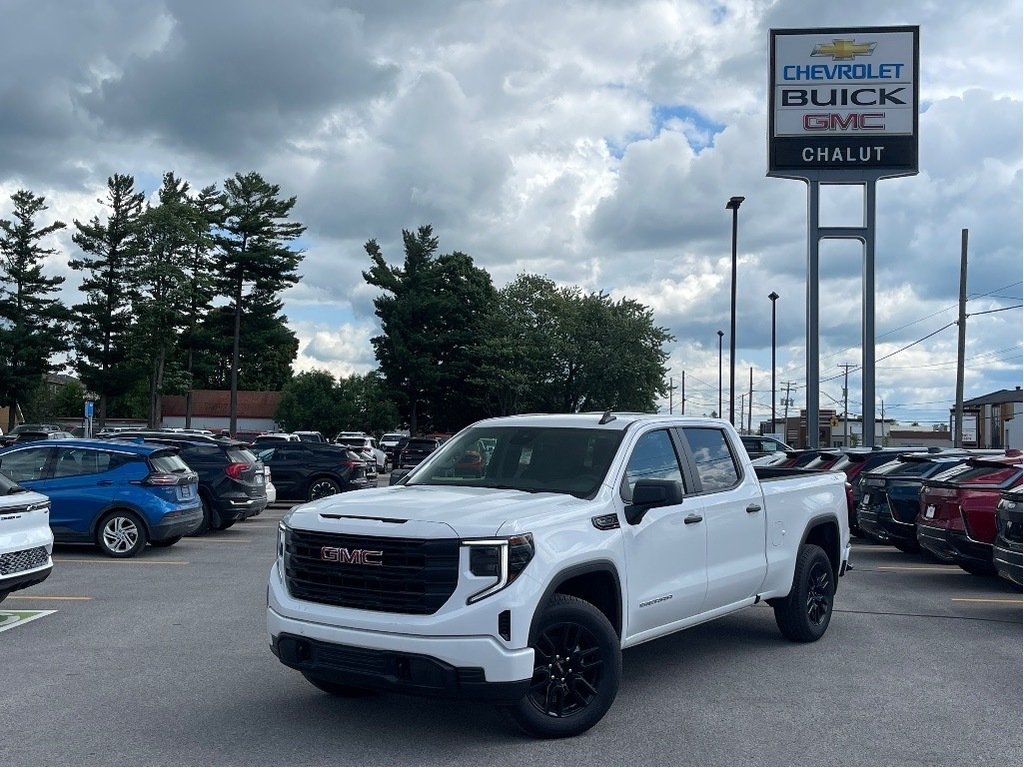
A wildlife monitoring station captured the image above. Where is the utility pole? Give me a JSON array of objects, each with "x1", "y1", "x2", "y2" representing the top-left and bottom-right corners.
[
  {"x1": 780, "y1": 380, "x2": 795, "y2": 444},
  {"x1": 748, "y1": 367, "x2": 754, "y2": 434},
  {"x1": 668, "y1": 374, "x2": 676, "y2": 415},
  {"x1": 954, "y1": 228, "x2": 968, "y2": 448},
  {"x1": 739, "y1": 393, "x2": 746, "y2": 433},
  {"x1": 681, "y1": 371, "x2": 686, "y2": 416},
  {"x1": 880, "y1": 398, "x2": 885, "y2": 445},
  {"x1": 838, "y1": 363, "x2": 853, "y2": 447}
]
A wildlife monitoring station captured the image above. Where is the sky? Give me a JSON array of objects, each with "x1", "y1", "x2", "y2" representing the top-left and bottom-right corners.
[{"x1": 0, "y1": 0, "x2": 1020, "y2": 430}]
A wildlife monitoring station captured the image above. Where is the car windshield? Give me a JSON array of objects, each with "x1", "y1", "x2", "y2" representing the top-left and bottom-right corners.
[{"x1": 404, "y1": 426, "x2": 624, "y2": 499}]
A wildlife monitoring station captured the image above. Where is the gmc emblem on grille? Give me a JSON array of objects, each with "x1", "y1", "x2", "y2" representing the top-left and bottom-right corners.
[{"x1": 320, "y1": 546, "x2": 383, "y2": 566}]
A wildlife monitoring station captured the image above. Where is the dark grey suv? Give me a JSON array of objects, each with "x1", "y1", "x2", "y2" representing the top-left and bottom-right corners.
[{"x1": 107, "y1": 432, "x2": 267, "y2": 534}]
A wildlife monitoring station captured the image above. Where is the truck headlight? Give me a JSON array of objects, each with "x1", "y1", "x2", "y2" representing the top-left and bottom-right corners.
[
  {"x1": 464, "y1": 534, "x2": 534, "y2": 604},
  {"x1": 277, "y1": 522, "x2": 287, "y2": 565}
]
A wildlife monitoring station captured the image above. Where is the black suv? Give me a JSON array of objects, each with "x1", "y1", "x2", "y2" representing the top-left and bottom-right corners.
[
  {"x1": 252, "y1": 442, "x2": 371, "y2": 501},
  {"x1": 398, "y1": 437, "x2": 442, "y2": 468},
  {"x1": 107, "y1": 432, "x2": 267, "y2": 534}
]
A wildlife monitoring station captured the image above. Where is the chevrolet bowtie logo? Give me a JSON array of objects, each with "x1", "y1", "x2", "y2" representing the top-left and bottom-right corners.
[{"x1": 811, "y1": 39, "x2": 877, "y2": 61}]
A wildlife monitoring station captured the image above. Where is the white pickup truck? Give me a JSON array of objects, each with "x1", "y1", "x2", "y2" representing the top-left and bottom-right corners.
[{"x1": 268, "y1": 413, "x2": 850, "y2": 737}]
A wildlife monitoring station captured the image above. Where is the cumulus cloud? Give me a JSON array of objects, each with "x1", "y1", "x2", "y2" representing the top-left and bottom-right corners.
[{"x1": 0, "y1": 0, "x2": 1019, "y2": 428}]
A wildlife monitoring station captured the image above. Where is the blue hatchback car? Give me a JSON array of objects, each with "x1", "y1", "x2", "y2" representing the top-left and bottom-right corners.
[{"x1": 0, "y1": 439, "x2": 202, "y2": 558}]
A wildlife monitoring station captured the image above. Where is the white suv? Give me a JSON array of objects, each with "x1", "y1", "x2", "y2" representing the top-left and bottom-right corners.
[{"x1": 0, "y1": 471, "x2": 54, "y2": 604}]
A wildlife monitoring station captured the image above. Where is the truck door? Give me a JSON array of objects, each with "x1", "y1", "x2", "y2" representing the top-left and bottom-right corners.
[
  {"x1": 678, "y1": 426, "x2": 768, "y2": 611},
  {"x1": 618, "y1": 428, "x2": 707, "y2": 636}
]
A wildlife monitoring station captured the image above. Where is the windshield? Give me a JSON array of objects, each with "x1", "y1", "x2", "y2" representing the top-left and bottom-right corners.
[
  {"x1": 404, "y1": 426, "x2": 624, "y2": 499},
  {"x1": 0, "y1": 471, "x2": 25, "y2": 494}
]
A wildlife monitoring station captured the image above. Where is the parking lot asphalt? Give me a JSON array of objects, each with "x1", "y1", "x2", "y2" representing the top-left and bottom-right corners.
[{"x1": 1, "y1": 501, "x2": 1021, "y2": 767}]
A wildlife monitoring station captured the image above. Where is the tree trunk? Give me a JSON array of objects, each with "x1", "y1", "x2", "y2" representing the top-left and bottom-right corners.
[
  {"x1": 229, "y1": 274, "x2": 242, "y2": 436},
  {"x1": 185, "y1": 347, "x2": 193, "y2": 429}
]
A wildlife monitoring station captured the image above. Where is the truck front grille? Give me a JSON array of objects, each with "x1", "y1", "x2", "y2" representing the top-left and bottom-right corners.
[
  {"x1": 284, "y1": 528, "x2": 460, "y2": 615},
  {"x1": 0, "y1": 545, "x2": 49, "y2": 576}
]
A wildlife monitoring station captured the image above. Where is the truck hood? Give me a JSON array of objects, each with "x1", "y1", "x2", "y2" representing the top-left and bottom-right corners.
[{"x1": 284, "y1": 484, "x2": 589, "y2": 538}]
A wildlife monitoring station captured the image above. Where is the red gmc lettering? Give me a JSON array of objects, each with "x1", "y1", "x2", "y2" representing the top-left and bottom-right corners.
[{"x1": 802, "y1": 113, "x2": 885, "y2": 131}]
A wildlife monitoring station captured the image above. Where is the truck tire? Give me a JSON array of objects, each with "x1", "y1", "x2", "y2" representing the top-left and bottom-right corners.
[
  {"x1": 301, "y1": 673, "x2": 374, "y2": 698},
  {"x1": 500, "y1": 594, "x2": 621, "y2": 739},
  {"x1": 773, "y1": 543, "x2": 834, "y2": 642}
]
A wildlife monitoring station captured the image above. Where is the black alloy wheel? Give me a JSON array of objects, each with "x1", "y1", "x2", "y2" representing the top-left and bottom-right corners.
[
  {"x1": 529, "y1": 620, "x2": 603, "y2": 718},
  {"x1": 501, "y1": 594, "x2": 620, "y2": 738},
  {"x1": 773, "y1": 543, "x2": 835, "y2": 642},
  {"x1": 307, "y1": 477, "x2": 341, "y2": 501}
]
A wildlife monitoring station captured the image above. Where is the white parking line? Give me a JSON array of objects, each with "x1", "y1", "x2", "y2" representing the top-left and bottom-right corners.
[
  {"x1": 951, "y1": 597, "x2": 1024, "y2": 605},
  {"x1": 54, "y1": 558, "x2": 189, "y2": 565},
  {"x1": 5, "y1": 595, "x2": 92, "y2": 601}
]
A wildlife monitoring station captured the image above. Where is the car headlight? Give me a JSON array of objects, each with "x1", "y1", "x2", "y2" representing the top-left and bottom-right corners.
[
  {"x1": 463, "y1": 534, "x2": 534, "y2": 604},
  {"x1": 277, "y1": 521, "x2": 287, "y2": 565}
]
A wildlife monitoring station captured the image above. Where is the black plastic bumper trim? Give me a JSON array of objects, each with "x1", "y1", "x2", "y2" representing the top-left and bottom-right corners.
[{"x1": 272, "y1": 633, "x2": 530, "y2": 703}]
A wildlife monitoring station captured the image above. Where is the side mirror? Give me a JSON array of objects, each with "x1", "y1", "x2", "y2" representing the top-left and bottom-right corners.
[
  {"x1": 389, "y1": 468, "x2": 411, "y2": 485},
  {"x1": 624, "y1": 479, "x2": 684, "y2": 525}
]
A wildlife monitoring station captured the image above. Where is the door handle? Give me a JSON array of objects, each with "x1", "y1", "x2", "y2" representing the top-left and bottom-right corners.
[
  {"x1": 746, "y1": 503, "x2": 762, "y2": 514},
  {"x1": 684, "y1": 513, "x2": 703, "y2": 525},
  {"x1": 97, "y1": 480, "x2": 114, "y2": 486}
]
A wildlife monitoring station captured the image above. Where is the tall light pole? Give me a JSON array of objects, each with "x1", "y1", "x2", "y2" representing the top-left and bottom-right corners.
[
  {"x1": 726, "y1": 196, "x2": 744, "y2": 425},
  {"x1": 717, "y1": 330, "x2": 724, "y2": 418},
  {"x1": 769, "y1": 291, "x2": 779, "y2": 435}
]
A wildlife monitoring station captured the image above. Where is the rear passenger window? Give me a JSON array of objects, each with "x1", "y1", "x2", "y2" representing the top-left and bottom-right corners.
[
  {"x1": 620, "y1": 430, "x2": 686, "y2": 502},
  {"x1": 682, "y1": 428, "x2": 740, "y2": 492}
]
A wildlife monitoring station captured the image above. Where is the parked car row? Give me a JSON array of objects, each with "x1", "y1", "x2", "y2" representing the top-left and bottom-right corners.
[
  {"x1": 854, "y1": 449, "x2": 1022, "y2": 584},
  {"x1": 749, "y1": 443, "x2": 1023, "y2": 588}
]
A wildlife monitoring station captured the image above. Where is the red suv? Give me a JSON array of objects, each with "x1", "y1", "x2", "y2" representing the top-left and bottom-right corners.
[{"x1": 916, "y1": 453, "x2": 1023, "y2": 576}]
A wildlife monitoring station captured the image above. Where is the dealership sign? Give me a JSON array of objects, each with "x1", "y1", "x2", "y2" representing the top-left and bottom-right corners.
[{"x1": 768, "y1": 26, "x2": 919, "y2": 178}]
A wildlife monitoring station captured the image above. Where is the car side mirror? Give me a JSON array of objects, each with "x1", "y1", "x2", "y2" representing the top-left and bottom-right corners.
[
  {"x1": 389, "y1": 468, "x2": 411, "y2": 485},
  {"x1": 625, "y1": 479, "x2": 684, "y2": 525}
]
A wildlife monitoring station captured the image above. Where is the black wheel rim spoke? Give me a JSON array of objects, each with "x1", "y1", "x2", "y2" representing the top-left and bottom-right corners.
[
  {"x1": 806, "y1": 563, "x2": 832, "y2": 625},
  {"x1": 528, "y1": 620, "x2": 603, "y2": 718}
]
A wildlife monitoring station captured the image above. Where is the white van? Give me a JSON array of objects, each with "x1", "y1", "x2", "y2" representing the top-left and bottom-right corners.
[{"x1": 0, "y1": 471, "x2": 53, "y2": 604}]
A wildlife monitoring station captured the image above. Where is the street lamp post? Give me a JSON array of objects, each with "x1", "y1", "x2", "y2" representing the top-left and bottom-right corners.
[
  {"x1": 717, "y1": 330, "x2": 724, "y2": 418},
  {"x1": 726, "y1": 196, "x2": 744, "y2": 425},
  {"x1": 769, "y1": 291, "x2": 779, "y2": 435}
]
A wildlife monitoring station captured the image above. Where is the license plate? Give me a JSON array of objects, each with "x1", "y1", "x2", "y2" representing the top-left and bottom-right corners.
[
  {"x1": 177, "y1": 485, "x2": 194, "y2": 501},
  {"x1": 925, "y1": 504, "x2": 935, "y2": 519},
  {"x1": 255, "y1": 474, "x2": 264, "y2": 484},
  {"x1": 863, "y1": 493, "x2": 871, "y2": 505}
]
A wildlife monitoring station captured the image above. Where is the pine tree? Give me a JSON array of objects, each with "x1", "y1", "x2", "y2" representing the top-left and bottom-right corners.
[
  {"x1": 215, "y1": 172, "x2": 304, "y2": 434},
  {"x1": 68, "y1": 174, "x2": 145, "y2": 428},
  {"x1": 0, "y1": 190, "x2": 70, "y2": 432}
]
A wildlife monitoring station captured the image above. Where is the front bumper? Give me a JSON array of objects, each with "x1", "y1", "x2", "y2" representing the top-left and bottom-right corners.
[
  {"x1": 267, "y1": 563, "x2": 536, "y2": 692},
  {"x1": 271, "y1": 633, "x2": 530, "y2": 702}
]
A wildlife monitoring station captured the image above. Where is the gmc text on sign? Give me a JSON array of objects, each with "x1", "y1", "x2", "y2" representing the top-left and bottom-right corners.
[{"x1": 768, "y1": 26, "x2": 919, "y2": 178}]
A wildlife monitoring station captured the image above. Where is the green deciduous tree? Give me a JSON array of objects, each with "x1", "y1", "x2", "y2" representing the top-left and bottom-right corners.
[
  {"x1": 215, "y1": 172, "x2": 305, "y2": 433},
  {"x1": 0, "y1": 190, "x2": 70, "y2": 432},
  {"x1": 363, "y1": 226, "x2": 496, "y2": 433},
  {"x1": 275, "y1": 370, "x2": 399, "y2": 438},
  {"x1": 69, "y1": 174, "x2": 146, "y2": 428}
]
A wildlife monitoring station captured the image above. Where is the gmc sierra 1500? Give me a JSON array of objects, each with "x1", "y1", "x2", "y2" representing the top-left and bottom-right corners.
[{"x1": 268, "y1": 413, "x2": 850, "y2": 738}]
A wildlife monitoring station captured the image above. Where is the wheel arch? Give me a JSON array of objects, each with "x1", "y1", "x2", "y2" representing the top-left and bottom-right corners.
[
  {"x1": 529, "y1": 560, "x2": 623, "y2": 642},
  {"x1": 89, "y1": 503, "x2": 152, "y2": 539},
  {"x1": 800, "y1": 514, "x2": 841, "y2": 583}
]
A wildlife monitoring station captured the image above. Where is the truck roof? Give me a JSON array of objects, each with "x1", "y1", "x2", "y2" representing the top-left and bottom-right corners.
[{"x1": 471, "y1": 412, "x2": 730, "y2": 431}]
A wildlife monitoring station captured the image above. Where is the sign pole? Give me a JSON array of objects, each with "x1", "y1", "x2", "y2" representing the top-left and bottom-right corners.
[
  {"x1": 862, "y1": 180, "x2": 877, "y2": 446},
  {"x1": 806, "y1": 180, "x2": 821, "y2": 448}
]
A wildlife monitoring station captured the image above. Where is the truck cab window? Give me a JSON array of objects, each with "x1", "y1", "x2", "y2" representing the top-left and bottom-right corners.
[
  {"x1": 621, "y1": 430, "x2": 685, "y2": 502},
  {"x1": 682, "y1": 428, "x2": 740, "y2": 492}
]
